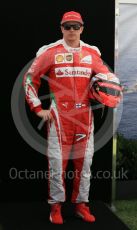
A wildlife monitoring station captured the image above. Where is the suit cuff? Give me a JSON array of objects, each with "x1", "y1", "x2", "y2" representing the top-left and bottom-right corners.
[{"x1": 33, "y1": 105, "x2": 42, "y2": 113}]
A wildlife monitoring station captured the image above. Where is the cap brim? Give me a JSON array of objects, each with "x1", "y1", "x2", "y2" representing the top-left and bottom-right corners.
[{"x1": 61, "y1": 20, "x2": 84, "y2": 25}]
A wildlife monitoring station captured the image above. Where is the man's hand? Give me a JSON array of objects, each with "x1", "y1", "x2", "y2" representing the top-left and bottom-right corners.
[{"x1": 36, "y1": 110, "x2": 53, "y2": 121}]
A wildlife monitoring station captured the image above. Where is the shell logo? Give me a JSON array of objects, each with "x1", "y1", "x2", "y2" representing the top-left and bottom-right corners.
[{"x1": 56, "y1": 55, "x2": 64, "y2": 63}]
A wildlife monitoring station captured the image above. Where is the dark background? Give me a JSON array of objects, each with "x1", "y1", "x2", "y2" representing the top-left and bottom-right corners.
[{"x1": 0, "y1": 0, "x2": 115, "y2": 203}]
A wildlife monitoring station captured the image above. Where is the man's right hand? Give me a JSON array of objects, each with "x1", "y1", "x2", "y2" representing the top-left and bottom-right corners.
[{"x1": 36, "y1": 110, "x2": 53, "y2": 121}]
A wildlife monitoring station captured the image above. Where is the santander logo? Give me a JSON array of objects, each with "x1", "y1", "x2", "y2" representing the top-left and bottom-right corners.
[
  {"x1": 55, "y1": 67, "x2": 92, "y2": 78},
  {"x1": 56, "y1": 70, "x2": 64, "y2": 75}
]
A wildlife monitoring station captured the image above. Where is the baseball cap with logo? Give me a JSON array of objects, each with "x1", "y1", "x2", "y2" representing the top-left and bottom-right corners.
[{"x1": 61, "y1": 11, "x2": 84, "y2": 25}]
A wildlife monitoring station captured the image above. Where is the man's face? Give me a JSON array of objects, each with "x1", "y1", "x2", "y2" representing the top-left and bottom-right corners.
[{"x1": 61, "y1": 21, "x2": 84, "y2": 42}]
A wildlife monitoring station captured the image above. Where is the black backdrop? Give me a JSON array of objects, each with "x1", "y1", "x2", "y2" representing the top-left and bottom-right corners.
[{"x1": 0, "y1": 0, "x2": 115, "y2": 204}]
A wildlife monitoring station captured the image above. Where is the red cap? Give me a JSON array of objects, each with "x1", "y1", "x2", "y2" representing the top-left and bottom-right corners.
[{"x1": 61, "y1": 11, "x2": 84, "y2": 25}]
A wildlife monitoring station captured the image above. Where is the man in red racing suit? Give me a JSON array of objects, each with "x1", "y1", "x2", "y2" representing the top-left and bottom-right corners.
[{"x1": 24, "y1": 11, "x2": 111, "y2": 224}]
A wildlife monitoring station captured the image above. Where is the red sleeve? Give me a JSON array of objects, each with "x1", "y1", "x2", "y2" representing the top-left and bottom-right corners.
[
  {"x1": 90, "y1": 51, "x2": 112, "y2": 101},
  {"x1": 23, "y1": 50, "x2": 53, "y2": 113},
  {"x1": 92, "y1": 52, "x2": 110, "y2": 75}
]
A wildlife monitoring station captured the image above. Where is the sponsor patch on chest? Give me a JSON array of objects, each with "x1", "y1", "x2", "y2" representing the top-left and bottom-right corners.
[
  {"x1": 55, "y1": 67, "x2": 92, "y2": 78},
  {"x1": 80, "y1": 55, "x2": 92, "y2": 64},
  {"x1": 55, "y1": 53, "x2": 73, "y2": 64}
]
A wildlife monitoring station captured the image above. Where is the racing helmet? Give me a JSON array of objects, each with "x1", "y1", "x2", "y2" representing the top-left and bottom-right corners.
[{"x1": 90, "y1": 73, "x2": 123, "y2": 108}]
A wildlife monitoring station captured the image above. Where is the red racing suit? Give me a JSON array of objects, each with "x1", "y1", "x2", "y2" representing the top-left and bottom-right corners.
[{"x1": 24, "y1": 39, "x2": 110, "y2": 204}]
